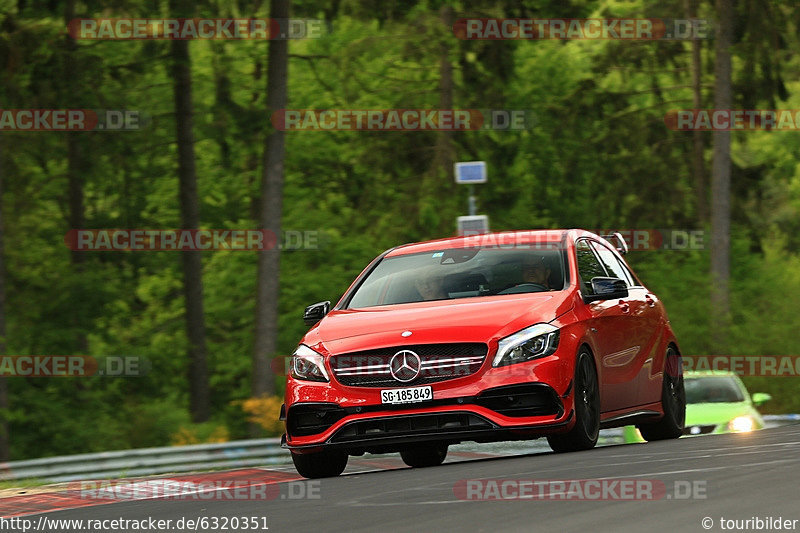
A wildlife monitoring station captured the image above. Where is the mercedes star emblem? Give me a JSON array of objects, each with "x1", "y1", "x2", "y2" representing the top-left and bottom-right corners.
[{"x1": 389, "y1": 350, "x2": 421, "y2": 383}]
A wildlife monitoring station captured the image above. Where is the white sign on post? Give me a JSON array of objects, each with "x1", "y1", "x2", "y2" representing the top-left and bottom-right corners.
[
  {"x1": 457, "y1": 215, "x2": 490, "y2": 236},
  {"x1": 454, "y1": 161, "x2": 487, "y2": 184}
]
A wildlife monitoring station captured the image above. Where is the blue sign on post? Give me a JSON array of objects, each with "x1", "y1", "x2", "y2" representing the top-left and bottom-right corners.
[{"x1": 454, "y1": 161, "x2": 487, "y2": 184}]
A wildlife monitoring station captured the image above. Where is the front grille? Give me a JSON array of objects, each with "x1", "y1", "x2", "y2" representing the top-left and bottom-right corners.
[
  {"x1": 330, "y1": 343, "x2": 489, "y2": 387},
  {"x1": 683, "y1": 424, "x2": 717, "y2": 436},
  {"x1": 329, "y1": 412, "x2": 494, "y2": 443}
]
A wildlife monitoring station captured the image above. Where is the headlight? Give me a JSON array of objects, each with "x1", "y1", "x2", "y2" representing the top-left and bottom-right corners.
[
  {"x1": 493, "y1": 323, "x2": 559, "y2": 367},
  {"x1": 728, "y1": 415, "x2": 754, "y2": 433},
  {"x1": 291, "y1": 345, "x2": 329, "y2": 382}
]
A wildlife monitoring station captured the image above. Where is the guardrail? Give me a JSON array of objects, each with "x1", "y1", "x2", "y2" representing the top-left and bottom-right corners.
[
  {"x1": 3, "y1": 414, "x2": 797, "y2": 483},
  {"x1": 0, "y1": 438, "x2": 290, "y2": 483},
  {"x1": 763, "y1": 414, "x2": 800, "y2": 424}
]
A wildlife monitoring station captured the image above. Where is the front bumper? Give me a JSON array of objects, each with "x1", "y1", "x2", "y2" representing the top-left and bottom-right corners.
[
  {"x1": 283, "y1": 335, "x2": 580, "y2": 453},
  {"x1": 283, "y1": 381, "x2": 574, "y2": 453}
]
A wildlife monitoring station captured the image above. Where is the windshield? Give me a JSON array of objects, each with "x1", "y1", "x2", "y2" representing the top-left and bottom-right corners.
[
  {"x1": 347, "y1": 248, "x2": 566, "y2": 308},
  {"x1": 685, "y1": 376, "x2": 746, "y2": 404}
]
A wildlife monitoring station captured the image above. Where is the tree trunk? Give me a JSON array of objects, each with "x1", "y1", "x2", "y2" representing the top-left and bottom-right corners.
[
  {"x1": 686, "y1": 0, "x2": 707, "y2": 224},
  {"x1": 710, "y1": 0, "x2": 733, "y2": 350},
  {"x1": 437, "y1": 5, "x2": 456, "y2": 182},
  {"x1": 0, "y1": 139, "x2": 9, "y2": 462},
  {"x1": 252, "y1": 0, "x2": 289, "y2": 407},
  {"x1": 64, "y1": 0, "x2": 89, "y2": 353},
  {"x1": 418, "y1": 5, "x2": 457, "y2": 235},
  {"x1": 170, "y1": 0, "x2": 210, "y2": 422}
]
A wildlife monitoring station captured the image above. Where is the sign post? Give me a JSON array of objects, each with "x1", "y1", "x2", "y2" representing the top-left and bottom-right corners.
[{"x1": 454, "y1": 161, "x2": 488, "y2": 234}]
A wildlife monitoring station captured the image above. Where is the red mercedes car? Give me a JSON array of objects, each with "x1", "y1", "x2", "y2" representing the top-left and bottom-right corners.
[{"x1": 281, "y1": 229, "x2": 685, "y2": 478}]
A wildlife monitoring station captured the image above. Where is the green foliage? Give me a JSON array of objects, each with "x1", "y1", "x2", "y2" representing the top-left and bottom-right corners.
[{"x1": 0, "y1": 0, "x2": 799, "y2": 459}]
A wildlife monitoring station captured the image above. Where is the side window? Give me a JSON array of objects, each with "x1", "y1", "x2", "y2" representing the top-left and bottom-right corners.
[
  {"x1": 614, "y1": 256, "x2": 637, "y2": 286},
  {"x1": 590, "y1": 241, "x2": 634, "y2": 287},
  {"x1": 576, "y1": 240, "x2": 607, "y2": 294}
]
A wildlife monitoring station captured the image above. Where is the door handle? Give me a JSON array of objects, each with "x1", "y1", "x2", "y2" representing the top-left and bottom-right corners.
[
  {"x1": 645, "y1": 295, "x2": 656, "y2": 307},
  {"x1": 619, "y1": 300, "x2": 630, "y2": 313}
]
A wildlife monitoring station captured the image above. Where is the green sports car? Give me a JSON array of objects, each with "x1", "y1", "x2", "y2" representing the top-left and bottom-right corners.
[{"x1": 624, "y1": 370, "x2": 771, "y2": 442}]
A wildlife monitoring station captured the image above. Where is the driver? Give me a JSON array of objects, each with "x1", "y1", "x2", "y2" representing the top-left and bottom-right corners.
[
  {"x1": 415, "y1": 269, "x2": 447, "y2": 301},
  {"x1": 521, "y1": 255, "x2": 552, "y2": 289}
]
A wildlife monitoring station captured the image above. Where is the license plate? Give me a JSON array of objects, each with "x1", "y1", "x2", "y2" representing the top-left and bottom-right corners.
[{"x1": 381, "y1": 386, "x2": 433, "y2": 405}]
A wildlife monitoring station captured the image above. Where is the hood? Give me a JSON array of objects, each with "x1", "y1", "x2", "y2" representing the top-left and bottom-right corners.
[
  {"x1": 303, "y1": 292, "x2": 574, "y2": 354},
  {"x1": 685, "y1": 402, "x2": 760, "y2": 427}
]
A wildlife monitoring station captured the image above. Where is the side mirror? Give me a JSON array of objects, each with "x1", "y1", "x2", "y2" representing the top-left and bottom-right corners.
[
  {"x1": 751, "y1": 392, "x2": 772, "y2": 406},
  {"x1": 303, "y1": 301, "x2": 330, "y2": 326},
  {"x1": 583, "y1": 277, "x2": 629, "y2": 303}
]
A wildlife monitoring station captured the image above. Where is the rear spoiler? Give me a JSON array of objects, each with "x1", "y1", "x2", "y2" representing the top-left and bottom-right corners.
[{"x1": 600, "y1": 232, "x2": 629, "y2": 255}]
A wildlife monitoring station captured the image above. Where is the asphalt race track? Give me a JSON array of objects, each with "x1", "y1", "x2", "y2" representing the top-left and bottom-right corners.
[{"x1": 10, "y1": 424, "x2": 800, "y2": 533}]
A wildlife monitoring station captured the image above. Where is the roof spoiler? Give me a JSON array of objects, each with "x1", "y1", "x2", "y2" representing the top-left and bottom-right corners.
[{"x1": 600, "y1": 232, "x2": 629, "y2": 255}]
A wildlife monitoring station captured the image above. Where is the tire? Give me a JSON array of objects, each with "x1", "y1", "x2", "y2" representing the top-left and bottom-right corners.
[
  {"x1": 638, "y1": 346, "x2": 685, "y2": 441},
  {"x1": 400, "y1": 443, "x2": 448, "y2": 468},
  {"x1": 547, "y1": 349, "x2": 600, "y2": 453},
  {"x1": 291, "y1": 449, "x2": 348, "y2": 478}
]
